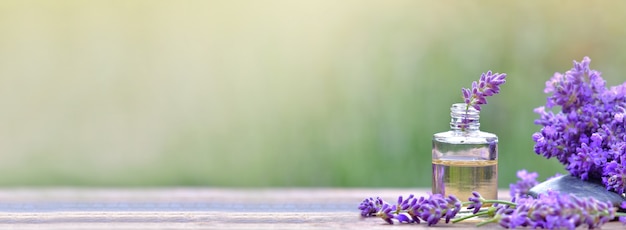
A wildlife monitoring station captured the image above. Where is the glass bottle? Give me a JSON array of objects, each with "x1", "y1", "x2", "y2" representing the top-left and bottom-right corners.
[{"x1": 432, "y1": 103, "x2": 498, "y2": 202}]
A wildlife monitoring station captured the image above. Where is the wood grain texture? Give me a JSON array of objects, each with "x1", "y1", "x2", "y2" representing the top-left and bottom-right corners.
[{"x1": 0, "y1": 188, "x2": 622, "y2": 229}]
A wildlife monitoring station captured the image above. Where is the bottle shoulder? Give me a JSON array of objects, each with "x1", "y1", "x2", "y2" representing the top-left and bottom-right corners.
[{"x1": 433, "y1": 130, "x2": 498, "y2": 144}]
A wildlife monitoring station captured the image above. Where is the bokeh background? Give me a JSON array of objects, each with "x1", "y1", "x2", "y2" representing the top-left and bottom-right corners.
[{"x1": 1, "y1": 1, "x2": 625, "y2": 187}]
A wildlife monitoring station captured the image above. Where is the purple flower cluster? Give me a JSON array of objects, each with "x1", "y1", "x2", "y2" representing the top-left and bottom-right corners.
[
  {"x1": 360, "y1": 170, "x2": 626, "y2": 228},
  {"x1": 360, "y1": 191, "x2": 626, "y2": 229},
  {"x1": 358, "y1": 196, "x2": 384, "y2": 217},
  {"x1": 509, "y1": 170, "x2": 539, "y2": 199},
  {"x1": 466, "y1": 191, "x2": 486, "y2": 214},
  {"x1": 462, "y1": 70, "x2": 507, "y2": 111},
  {"x1": 533, "y1": 57, "x2": 626, "y2": 194},
  {"x1": 358, "y1": 193, "x2": 461, "y2": 226},
  {"x1": 496, "y1": 191, "x2": 619, "y2": 229}
]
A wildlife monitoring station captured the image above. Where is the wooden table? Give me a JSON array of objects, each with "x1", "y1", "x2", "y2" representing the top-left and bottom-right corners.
[{"x1": 0, "y1": 188, "x2": 622, "y2": 229}]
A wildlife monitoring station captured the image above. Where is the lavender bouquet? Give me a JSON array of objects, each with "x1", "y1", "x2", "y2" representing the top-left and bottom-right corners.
[{"x1": 533, "y1": 57, "x2": 626, "y2": 195}]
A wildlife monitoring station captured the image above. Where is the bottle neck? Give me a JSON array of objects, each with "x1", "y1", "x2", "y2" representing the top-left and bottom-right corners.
[{"x1": 450, "y1": 103, "x2": 480, "y2": 131}]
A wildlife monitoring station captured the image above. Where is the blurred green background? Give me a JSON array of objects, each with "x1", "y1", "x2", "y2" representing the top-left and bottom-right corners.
[{"x1": 0, "y1": 1, "x2": 625, "y2": 187}]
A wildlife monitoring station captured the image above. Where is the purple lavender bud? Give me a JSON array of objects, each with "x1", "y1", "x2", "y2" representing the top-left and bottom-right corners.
[
  {"x1": 509, "y1": 170, "x2": 539, "y2": 199},
  {"x1": 427, "y1": 208, "x2": 442, "y2": 226},
  {"x1": 379, "y1": 203, "x2": 394, "y2": 224},
  {"x1": 602, "y1": 160, "x2": 626, "y2": 194},
  {"x1": 462, "y1": 88, "x2": 471, "y2": 104},
  {"x1": 467, "y1": 191, "x2": 484, "y2": 214},
  {"x1": 461, "y1": 71, "x2": 507, "y2": 111},
  {"x1": 358, "y1": 197, "x2": 380, "y2": 217},
  {"x1": 395, "y1": 213, "x2": 412, "y2": 223},
  {"x1": 444, "y1": 195, "x2": 461, "y2": 223},
  {"x1": 574, "y1": 56, "x2": 591, "y2": 72},
  {"x1": 615, "y1": 113, "x2": 625, "y2": 123},
  {"x1": 482, "y1": 88, "x2": 495, "y2": 96},
  {"x1": 499, "y1": 216, "x2": 512, "y2": 228}
]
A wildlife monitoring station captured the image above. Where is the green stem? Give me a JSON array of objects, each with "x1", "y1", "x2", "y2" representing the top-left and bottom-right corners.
[
  {"x1": 616, "y1": 212, "x2": 626, "y2": 217},
  {"x1": 475, "y1": 217, "x2": 498, "y2": 227},
  {"x1": 451, "y1": 210, "x2": 489, "y2": 223},
  {"x1": 461, "y1": 104, "x2": 470, "y2": 132},
  {"x1": 482, "y1": 199, "x2": 517, "y2": 207},
  {"x1": 461, "y1": 200, "x2": 517, "y2": 207},
  {"x1": 457, "y1": 209, "x2": 480, "y2": 214}
]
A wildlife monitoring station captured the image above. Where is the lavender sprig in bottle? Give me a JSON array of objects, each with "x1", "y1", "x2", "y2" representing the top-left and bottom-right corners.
[{"x1": 432, "y1": 71, "x2": 506, "y2": 205}]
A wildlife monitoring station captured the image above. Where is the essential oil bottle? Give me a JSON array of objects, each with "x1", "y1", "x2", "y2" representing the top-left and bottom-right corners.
[{"x1": 432, "y1": 103, "x2": 498, "y2": 201}]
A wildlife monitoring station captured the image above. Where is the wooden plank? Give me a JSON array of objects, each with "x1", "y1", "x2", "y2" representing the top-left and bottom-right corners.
[{"x1": 0, "y1": 188, "x2": 622, "y2": 229}]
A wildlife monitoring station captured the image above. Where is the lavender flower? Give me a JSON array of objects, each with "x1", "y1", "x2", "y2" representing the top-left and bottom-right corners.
[
  {"x1": 360, "y1": 170, "x2": 626, "y2": 228},
  {"x1": 496, "y1": 191, "x2": 617, "y2": 229},
  {"x1": 358, "y1": 196, "x2": 383, "y2": 217},
  {"x1": 603, "y1": 156, "x2": 626, "y2": 195},
  {"x1": 360, "y1": 191, "x2": 626, "y2": 229},
  {"x1": 379, "y1": 203, "x2": 395, "y2": 224},
  {"x1": 533, "y1": 57, "x2": 626, "y2": 194},
  {"x1": 509, "y1": 170, "x2": 539, "y2": 199},
  {"x1": 358, "y1": 193, "x2": 461, "y2": 225},
  {"x1": 467, "y1": 191, "x2": 484, "y2": 214},
  {"x1": 462, "y1": 71, "x2": 507, "y2": 111}
]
